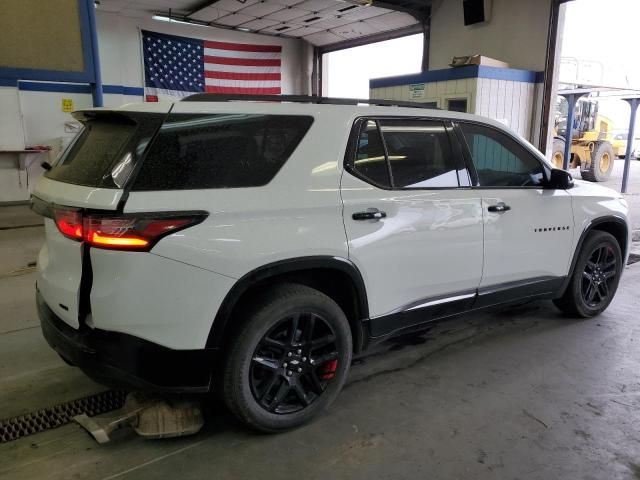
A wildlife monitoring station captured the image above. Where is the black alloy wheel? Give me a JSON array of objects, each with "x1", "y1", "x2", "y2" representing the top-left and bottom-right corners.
[
  {"x1": 553, "y1": 230, "x2": 622, "y2": 317},
  {"x1": 581, "y1": 245, "x2": 617, "y2": 308},
  {"x1": 223, "y1": 283, "x2": 352, "y2": 432},
  {"x1": 250, "y1": 313, "x2": 339, "y2": 414}
]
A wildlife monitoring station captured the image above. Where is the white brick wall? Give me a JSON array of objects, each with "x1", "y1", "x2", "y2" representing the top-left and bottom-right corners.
[{"x1": 371, "y1": 76, "x2": 540, "y2": 142}]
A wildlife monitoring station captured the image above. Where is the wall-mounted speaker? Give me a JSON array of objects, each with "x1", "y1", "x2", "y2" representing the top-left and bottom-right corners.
[{"x1": 463, "y1": 0, "x2": 492, "y2": 26}]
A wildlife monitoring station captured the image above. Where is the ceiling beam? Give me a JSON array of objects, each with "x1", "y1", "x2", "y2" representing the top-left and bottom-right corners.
[
  {"x1": 185, "y1": 0, "x2": 430, "y2": 22},
  {"x1": 373, "y1": 0, "x2": 430, "y2": 21},
  {"x1": 317, "y1": 23, "x2": 423, "y2": 53},
  {"x1": 185, "y1": 0, "x2": 224, "y2": 17},
  {"x1": 161, "y1": 0, "x2": 430, "y2": 51}
]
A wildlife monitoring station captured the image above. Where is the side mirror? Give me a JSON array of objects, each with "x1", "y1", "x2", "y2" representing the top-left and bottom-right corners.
[{"x1": 547, "y1": 168, "x2": 574, "y2": 189}]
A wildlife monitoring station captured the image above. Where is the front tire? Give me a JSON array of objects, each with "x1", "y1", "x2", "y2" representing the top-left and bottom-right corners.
[
  {"x1": 581, "y1": 141, "x2": 614, "y2": 182},
  {"x1": 553, "y1": 231, "x2": 622, "y2": 317},
  {"x1": 223, "y1": 283, "x2": 352, "y2": 432}
]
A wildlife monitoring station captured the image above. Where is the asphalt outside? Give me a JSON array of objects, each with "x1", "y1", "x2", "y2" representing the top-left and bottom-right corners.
[{"x1": 587, "y1": 158, "x2": 640, "y2": 246}]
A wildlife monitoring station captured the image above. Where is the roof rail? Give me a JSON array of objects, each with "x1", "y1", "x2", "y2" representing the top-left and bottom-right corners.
[{"x1": 181, "y1": 93, "x2": 440, "y2": 110}]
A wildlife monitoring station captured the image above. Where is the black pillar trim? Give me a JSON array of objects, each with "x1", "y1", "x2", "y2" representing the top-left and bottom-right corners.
[{"x1": 539, "y1": 0, "x2": 563, "y2": 153}]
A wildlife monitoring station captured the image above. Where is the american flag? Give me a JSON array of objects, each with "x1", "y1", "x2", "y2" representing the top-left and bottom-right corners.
[{"x1": 142, "y1": 30, "x2": 282, "y2": 98}]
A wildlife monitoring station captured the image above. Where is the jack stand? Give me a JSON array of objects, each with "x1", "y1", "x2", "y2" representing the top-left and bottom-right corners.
[{"x1": 73, "y1": 392, "x2": 204, "y2": 444}]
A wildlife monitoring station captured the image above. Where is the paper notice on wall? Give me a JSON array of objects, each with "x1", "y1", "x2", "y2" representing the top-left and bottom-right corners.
[
  {"x1": 409, "y1": 84, "x2": 425, "y2": 99},
  {"x1": 62, "y1": 98, "x2": 74, "y2": 113}
]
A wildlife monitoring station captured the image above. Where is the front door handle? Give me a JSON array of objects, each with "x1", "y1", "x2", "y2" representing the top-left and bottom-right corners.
[
  {"x1": 352, "y1": 209, "x2": 387, "y2": 221},
  {"x1": 487, "y1": 202, "x2": 511, "y2": 213}
]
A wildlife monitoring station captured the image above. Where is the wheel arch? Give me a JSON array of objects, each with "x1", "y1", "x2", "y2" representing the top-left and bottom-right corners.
[
  {"x1": 206, "y1": 256, "x2": 370, "y2": 354},
  {"x1": 590, "y1": 216, "x2": 628, "y2": 258},
  {"x1": 558, "y1": 215, "x2": 628, "y2": 297}
]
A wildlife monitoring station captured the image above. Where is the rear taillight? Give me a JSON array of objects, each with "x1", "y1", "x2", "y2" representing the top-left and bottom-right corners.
[
  {"x1": 53, "y1": 208, "x2": 206, "y2": 251},
  {"x1": 53, "y1": 208, "x2": 84, "y2": 241}
]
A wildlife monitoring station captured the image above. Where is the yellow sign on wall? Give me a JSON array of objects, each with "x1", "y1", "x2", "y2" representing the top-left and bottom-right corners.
[{"x1": 62, "y1": 98, "x2": 74, "y2": 113}]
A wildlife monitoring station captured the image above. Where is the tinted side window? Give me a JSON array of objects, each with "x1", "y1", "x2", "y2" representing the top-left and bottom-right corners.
[
  {"x1": 379, "y1": 119, "x2": 461, "y2": 188},
  {"x1": 460, "y1": 123, "x2": 545, "y2": 187},
  {"x1": 132, "y1": 114, "x2": 313, "y2": 191},
  {"x1": 353, "y1": 120, "x2": 391, "y2": 187}
]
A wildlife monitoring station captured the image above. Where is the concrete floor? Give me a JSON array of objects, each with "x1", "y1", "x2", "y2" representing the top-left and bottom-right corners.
[{"x1": 1, "y1": 160, "x2": 640, "y2": 479}]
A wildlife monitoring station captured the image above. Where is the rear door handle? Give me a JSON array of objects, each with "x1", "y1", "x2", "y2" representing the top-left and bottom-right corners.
[
  {"x1": 487, "y1": 202, "x2": 511, "y2": 213},
  {"x1": 352, "y1": 209, "x2": 387, "y2": 221}
]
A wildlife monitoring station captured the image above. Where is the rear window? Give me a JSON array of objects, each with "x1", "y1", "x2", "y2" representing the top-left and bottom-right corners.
[
  {"x1": 45, "y1": 112, "x2": 165, "y2": 189},
  {"x1": 131, "y1": 114, "x2": 314, "y2": 191}
]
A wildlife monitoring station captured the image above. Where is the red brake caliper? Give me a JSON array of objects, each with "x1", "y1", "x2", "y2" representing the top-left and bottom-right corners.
[{"x1": 319, "y1": 359, "x2": 338, "y2": 380}]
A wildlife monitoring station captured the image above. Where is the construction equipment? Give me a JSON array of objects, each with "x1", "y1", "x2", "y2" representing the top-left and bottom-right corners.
[
  {"x1": 611, "y1": 130, "x2": 629, "y2": 158},
  {"x1": 551, "y1": 96, "x2": 615, "y2": 182}
]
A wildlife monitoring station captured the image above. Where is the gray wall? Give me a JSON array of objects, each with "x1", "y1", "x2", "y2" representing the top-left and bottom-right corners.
[{"x1": 429, "y1": 0, "x2": 552, "y2": 71}]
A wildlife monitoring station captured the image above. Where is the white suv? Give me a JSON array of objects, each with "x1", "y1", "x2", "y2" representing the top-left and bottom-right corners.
[{"x1": 32, "y1": 95, "x2": 630, "y2": 432}]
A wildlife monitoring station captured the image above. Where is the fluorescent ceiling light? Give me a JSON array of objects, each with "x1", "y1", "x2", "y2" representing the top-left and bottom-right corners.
[{"x1": 152, "y1": 14, "x2": 209, "y2": 27}]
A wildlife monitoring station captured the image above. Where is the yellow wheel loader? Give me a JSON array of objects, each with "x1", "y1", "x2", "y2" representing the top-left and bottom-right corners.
[{"x1": 551, "y1": 97, "x2": 615, "y2": 182}]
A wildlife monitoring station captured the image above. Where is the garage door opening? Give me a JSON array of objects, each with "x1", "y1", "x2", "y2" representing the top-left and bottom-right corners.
[{"x1": 322, "y1": 34, "x2": 423, "y2": 99}]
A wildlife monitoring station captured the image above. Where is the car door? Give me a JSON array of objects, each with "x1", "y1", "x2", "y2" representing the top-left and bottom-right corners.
[
  {"x1": 457, "y1": 122, "x2": 574, "y2": 307},
  {"x1": 340, "y1": 117, "x2": 484, "y2": 337}
]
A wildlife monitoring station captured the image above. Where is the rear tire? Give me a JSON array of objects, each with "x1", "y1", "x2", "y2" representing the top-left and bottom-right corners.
[
  {"x1": 553, "y1": 231, "x2": 622, "y2": 317},
  {"x1": 222, "y1": 283, "x2": 352, "y2": 433},
  {"x1": 581, "y1": 141, "x2": 614, "y2": 182}
]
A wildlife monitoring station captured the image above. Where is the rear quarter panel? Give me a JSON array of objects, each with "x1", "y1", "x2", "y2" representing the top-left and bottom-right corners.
[
  {"x1": 86, "y1": 105, "x2": 357, "y2": 349},
  {"x1": 89, "y1": 249, "x2": 235, "y2": 349},
  {"x1": 123, "y1": 104, "x2": 354, "y2": 280}
]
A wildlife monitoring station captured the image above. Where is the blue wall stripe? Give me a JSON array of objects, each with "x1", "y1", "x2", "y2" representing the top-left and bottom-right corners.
[
  {"x1": 476, "y1": 66, "x2": 538, "y2": 83},
  {"x1": 370, "y1": 65, "x2": 545, "y2": 89},
  {"x1": 0, "y1": 78, "x2": 18, "y2": 87},
  {"x1": 14, "y1": 81, "x2": 143, "y2": 96},
  {"x1": 121, "y1": 86, "x2": 144, "y2": 96},
  {"x1": 102, "y1": 85, "x2": 144, "y2": 96},
  {"x1": 102, "y1": 85, "x2": 123, "y2": 94},
  {"x1": 18, "y1": 82, "x2": 92, "y2": 94},
  {"x1": 478, "y1": 65, "x2": 538, "y2": 83},
  {"x1": 370, "y1": 66, "x2": 480, "y2": 89}
]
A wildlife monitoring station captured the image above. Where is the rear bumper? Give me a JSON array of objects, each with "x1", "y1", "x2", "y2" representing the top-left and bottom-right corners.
[{"x1": 37, "y1": 289, "x2": 216, "y2": 393}]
